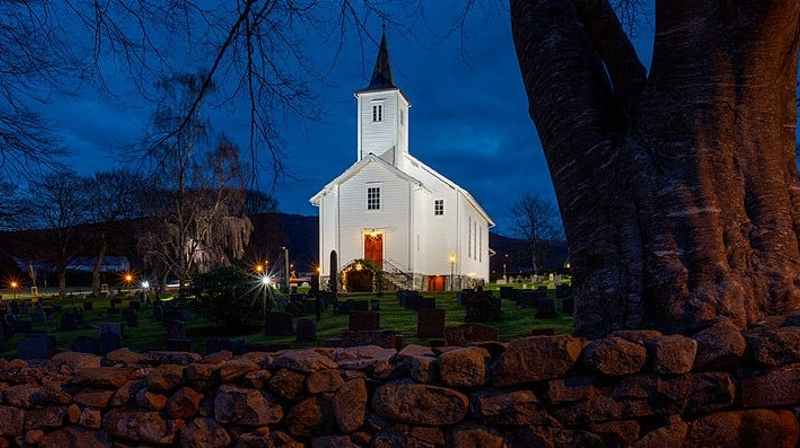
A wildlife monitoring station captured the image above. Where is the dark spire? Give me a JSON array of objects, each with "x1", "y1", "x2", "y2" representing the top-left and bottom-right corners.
[{"x1": 366, "y1": 32, "x2": 396, "y2": 90}]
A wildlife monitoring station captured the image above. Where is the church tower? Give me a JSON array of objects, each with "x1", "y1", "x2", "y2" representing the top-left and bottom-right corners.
[{"x1": 355, "y1": 33, "x2": 411, "y2": 169}]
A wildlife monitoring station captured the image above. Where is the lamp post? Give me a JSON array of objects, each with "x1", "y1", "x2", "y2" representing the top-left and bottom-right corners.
[
  {"x1": 124, "y1": 273, "x2": 133, "y2": 296},
  {"x1": 10, "y1": 281, "x2": 18, "y2": 300},
  {"x1": 449, "y1": 254, "x2": 456, "y2": 291}
]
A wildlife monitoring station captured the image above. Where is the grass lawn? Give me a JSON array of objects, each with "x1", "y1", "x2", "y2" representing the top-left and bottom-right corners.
[{"x1": 1, "y1": 282, "x2": 573, "y2": 359}]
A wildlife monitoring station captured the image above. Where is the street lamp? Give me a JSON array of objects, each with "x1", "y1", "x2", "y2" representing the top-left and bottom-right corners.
[
  {"x1": 449, "y1": 254, "x2": 457, "y2": 291},
  {"x1": 124, "y1": 273, "x2": 134, "y2": 296},
  {"x1": 9, "y1": 281, "x2": 18, "y2": 300}
]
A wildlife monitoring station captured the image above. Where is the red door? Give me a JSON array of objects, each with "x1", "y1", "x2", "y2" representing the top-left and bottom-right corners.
[
  {"x1": 427, "y1": 276, "x2": 446, "y2": 292},
  {"x1": 364, "y1": 234, "x2": 383, "y2": 268}
]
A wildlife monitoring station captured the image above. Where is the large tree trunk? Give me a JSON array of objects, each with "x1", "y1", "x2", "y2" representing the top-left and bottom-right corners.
[{"x1": 511, "y1": 0, "x2": 800, "y2": 337}]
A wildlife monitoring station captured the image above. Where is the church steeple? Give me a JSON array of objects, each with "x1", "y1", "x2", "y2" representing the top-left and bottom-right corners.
[
  {"x1": 355, "y1": 31, "x2": 410, "y2": 167},
  {"x1": 365, "y1": 33, "x2": 396, "y2": 90}
]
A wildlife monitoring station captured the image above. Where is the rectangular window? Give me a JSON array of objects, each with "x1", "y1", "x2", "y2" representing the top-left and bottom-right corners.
[
  {"x1": 372, "y1": 104, "x2": 383, "y2": 122},
  {"x1": 367, "y1": 187, "x2": 381, "y2": 210},
  {"x1": 434, "y1": 199, "x2": 444, "y2": 216},
  {"x1": 468, "y1": 217, "x2": 472, "y2": 258},
  {"x1": 479, "y1": 226, "x2": 483, "y2": 262}
]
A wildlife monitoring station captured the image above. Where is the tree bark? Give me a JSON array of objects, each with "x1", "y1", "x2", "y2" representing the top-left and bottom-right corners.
[{"x1": 511, "y1": 0, "x2": 800, "y2": 337}]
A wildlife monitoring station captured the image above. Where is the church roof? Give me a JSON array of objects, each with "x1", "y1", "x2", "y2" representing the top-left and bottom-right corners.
[
  {"x1": 364, "y1": 33, "x2": 396, "y2": 90},
  {"x1": 309, "y1": 153, "x2": 424, "y2": 205}
]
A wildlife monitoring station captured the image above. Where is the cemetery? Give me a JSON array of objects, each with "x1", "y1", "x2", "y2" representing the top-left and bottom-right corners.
[{"x1": 0, "y1": 279, "x2": 574, "y2": 360}]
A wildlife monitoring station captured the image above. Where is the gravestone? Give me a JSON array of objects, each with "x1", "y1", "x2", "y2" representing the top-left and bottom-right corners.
[
  {"x1": 295, "y1": 317, "x2": 317, "y2": 342},
  {"x1": 535, "y1": 298, "x2": 559, "y2": 319},
  {"x1": 416, "y1": 308, "x2": 445, "y2": 339},
  {"x1": 457, "y1": 290, "x2": 477, "y2": 306},
  {"x1": 407, "y1": 296, "x2": 436, "y2": 311},
  {"x1": 349, "y1": 311, "x2": 380, "y2": 332},
  {"x1": 71, "y1": 336, "x2": 98, "y2": 354},
  {"x1": 83, "y1": 302, "x2": 93, "y2": 311},
  {"x1": 554, "y1": 274, "x2": 562, "y2": 286},
  {"x1": 444, "y1": 323, "x2": 500, "y2": 346},
  {"x1": 464, "y1": 291, "x2": 501, "y2": 322},
  {"x1": 128, "y1": 300, "x2": 141, "y2": 311},
  {"x1": 99, "y1": 322, "x2": 124, "y2": 340},
  {"x1": 517, "y1": 290, "x2": 539, "y2": 309},
  {"x1": 397, "y1": 290, "x2": 421, "y2": 307},
  {"x1": 562, "y1": 297, "x2": 575, "y2": 315},
  {"x1": 264, "y1": 312, "x2": 294, "y2": 337},
  {"x1": 328, "y1": 330, "x2": 396, "y2": 349},
  {"x1": 99, "y1": 331, "x2": 121, "y2": 355},
  {"x1": 370, "y1": 300, "x2": 381, "y2": 311},
  {"x1": 123, "y1": 309, "x2": 139, "y2": 328},
  {"x1": 17, "y1": 335, "x2": 52, "y2": 360},
  {"x1": 498, "y1": 286, "x2": 516, "y2": 300},
  {"x1": 166, "y1": 320, "x2": 187, "y2": 339},
  {"x1": 111, "y1": 297, "x2": 122, "y2": 306}
]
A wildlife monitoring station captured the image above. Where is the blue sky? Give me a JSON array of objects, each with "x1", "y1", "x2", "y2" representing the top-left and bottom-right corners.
[{"x1": 40, "y1": 3, "x2": 655, "y2": 236}]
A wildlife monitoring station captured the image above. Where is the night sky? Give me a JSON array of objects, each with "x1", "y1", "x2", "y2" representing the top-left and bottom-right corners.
[{"x1": 42, "y1": 4, "x2": 654, "y2": 235}]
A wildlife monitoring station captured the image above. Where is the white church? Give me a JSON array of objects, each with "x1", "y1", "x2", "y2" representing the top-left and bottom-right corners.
[{"x1": 310, "y1": 33, "x2": 495, "y2": 292}]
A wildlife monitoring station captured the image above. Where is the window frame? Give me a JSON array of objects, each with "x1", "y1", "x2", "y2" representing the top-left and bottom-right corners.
[
  {"x1": 367, "y1": 186, "x2": 381, "y2": 211},
  {"x1": 434, "y1": 199, "x2": 444, "y2": 216}
]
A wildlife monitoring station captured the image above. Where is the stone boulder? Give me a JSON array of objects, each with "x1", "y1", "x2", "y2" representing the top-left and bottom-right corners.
[
  {"x1": 333, "y1": 378, "x2": 367, "y2": 434},
  {"x1": 438, "y1": 346, "x2": 490, "y2": 387},
  {"x1": 214, "y1": 384, "x2": 283, "y2": 426},
  {"x1": 101, "y1": 407, "x2": 183, "y2": 445},
  {"x1": 746, "y1": 326, "x2": 800, "y2": 367},
  {"x1": 692, "y1": 318, "x2": 746, "y2": 370},
  {"x1": 179, "y1": 417, "x2": 232, "y2": 448},
  {"x1": 372, "y1": 380, "x2": 468, "y2": 425},
  {"x1": 492, "y1": 335, "x2": 585, "y2": 386},
  {"x1": 646, "y1": 334, "x2": 697, "y2": 375},
  {"x1": 684, "y1": 409, "x2": 798, "y2": 448},
  {"x1": 582, "y1": 336, "x2": 647, "y2": 376}
]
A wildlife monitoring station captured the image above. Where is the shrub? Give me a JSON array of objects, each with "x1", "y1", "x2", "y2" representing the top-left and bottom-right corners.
[{"x1": 181, "y1": 266, "x2": 277, "y2": 328}]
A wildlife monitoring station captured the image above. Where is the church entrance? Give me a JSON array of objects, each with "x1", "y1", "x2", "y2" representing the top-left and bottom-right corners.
[
  {"x1": 364, "y1": 233, "x2": 383, "y2": 269},
  {"x1": 427, "y1": 275, "x2": 446, "y2": 292}
]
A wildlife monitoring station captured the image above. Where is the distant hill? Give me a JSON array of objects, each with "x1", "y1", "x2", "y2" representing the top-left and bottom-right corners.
[{"x1": 0, "y1": 211, "x2": 565, "y2": 281}]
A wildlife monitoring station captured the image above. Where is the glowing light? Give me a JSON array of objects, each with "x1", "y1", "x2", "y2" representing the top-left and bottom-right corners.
[
  {"x1": 255, "y1": 264, "x2": 264, "y2": 273},
  {"x1": 261, "y1": 275, "x2": 271, "y2": 285},
  {"x1": 10, "y1": 281, "x2": 17, "y2": 289},
  {"x1": 449, "y1": 254, "x2": 456, "y2": 264},
  {"x1": 370, "y1": 229, "x2": 378, "y2": 238},
  {"x1": 141, "y1": 281, "x2": 150, "y2": 289}
]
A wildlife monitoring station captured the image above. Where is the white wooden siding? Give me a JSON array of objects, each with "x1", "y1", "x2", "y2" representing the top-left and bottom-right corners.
[{"x1": 337, "y1": 163, "x2": 412, "y2": 271}]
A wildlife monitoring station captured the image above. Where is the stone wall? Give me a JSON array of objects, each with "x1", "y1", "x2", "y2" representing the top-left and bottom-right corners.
[{"x1": 2, "y1": 316, "x2": 800, "y2": 447}]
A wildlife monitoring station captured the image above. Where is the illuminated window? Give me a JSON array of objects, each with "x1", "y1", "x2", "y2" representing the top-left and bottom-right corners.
[
  {"x1": 367, "y1": 187, "x2": 381, "y2": 210},
  {"x1": 372, "y1": 104, "x2": 383, "y2": 122},
  {"x1": 434, "y1": 199, "x2": 444, "y2": 216}
]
